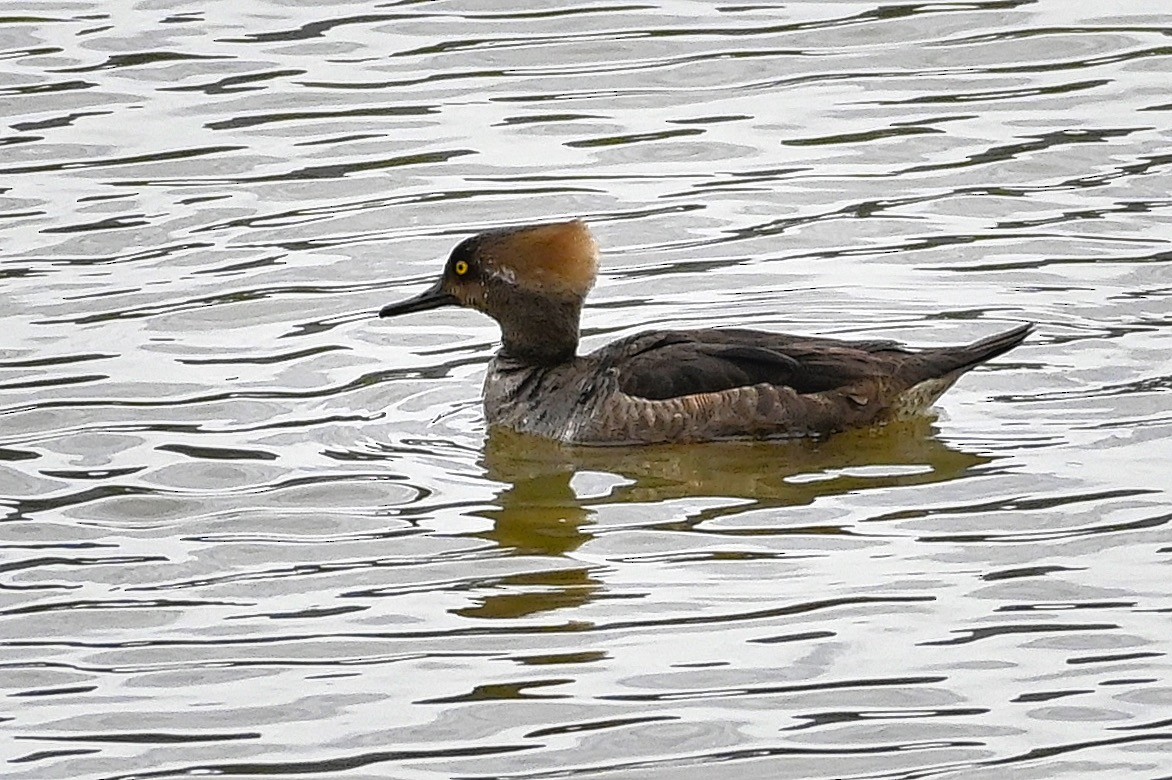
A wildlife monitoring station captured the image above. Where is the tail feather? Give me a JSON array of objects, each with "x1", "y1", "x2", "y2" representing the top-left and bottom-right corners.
[
  {"x1": 891, "y1": 323, "x2": 1032, "y2": 417},
  {"x1": 950, "y1": 322, "x2": 1033, "y2": 371},
  {"x1": 908, "y1": 323, "x2": 1033, "y2": 382}
]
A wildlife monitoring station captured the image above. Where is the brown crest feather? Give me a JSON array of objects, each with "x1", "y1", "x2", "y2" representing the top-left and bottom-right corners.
[{"x1": 481, "y1": 220, "x2": 598, "y2": 298}]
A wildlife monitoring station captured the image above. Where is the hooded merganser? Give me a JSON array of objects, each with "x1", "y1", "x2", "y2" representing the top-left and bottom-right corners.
[{"x1": 378, "y1": 220, "x2": 1031, "y2": 446}]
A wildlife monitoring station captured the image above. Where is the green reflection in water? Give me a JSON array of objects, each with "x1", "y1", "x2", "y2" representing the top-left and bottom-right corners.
[
  {"x1": 484, "y1": 418, "x2": 991, "y2": 519},
  {"x1": 459, "y1": 420, "x2": 993, "y2": 620}
]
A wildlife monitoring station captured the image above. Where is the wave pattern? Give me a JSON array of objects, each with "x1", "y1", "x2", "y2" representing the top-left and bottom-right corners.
[{"x1": 2, "y1": 1, "x2": 1170, "y2": 778}]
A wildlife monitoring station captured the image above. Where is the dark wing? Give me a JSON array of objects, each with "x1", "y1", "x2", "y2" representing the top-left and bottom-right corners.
[{"x1": 610, "y1": 329, "x2": 914, "y2": 401}]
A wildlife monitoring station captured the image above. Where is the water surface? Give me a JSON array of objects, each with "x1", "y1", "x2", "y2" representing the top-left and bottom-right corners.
[{"x1": 3, "y1": 2, "x2": 1171, "y2": 778}]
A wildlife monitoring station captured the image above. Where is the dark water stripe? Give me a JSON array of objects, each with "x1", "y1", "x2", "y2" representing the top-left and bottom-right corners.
[
  {"x1": 0, "y1": 472, "x2": 423, "y2": 521},
  {"x1": 0, "y1": 352, "x2": 115, "y2": 369},
  {"x1": 204, "y1": 104, "x2": 435, "y2": 131},
  {"x1": 0, "y1": 373, "x2": 107, "y2": 391},
  {"x1": 155, "y1": 443, "x2": 279, "y2": 461},
  {"x1": 11, "y1": 109, "x2": 112, "y2": 130},
  {"x1": 159, "y1": 68, "x2": 305, "y2": 95},
  {"x1": 917, "y1": 509, "x2": 1172, "y2": 543},
  {"x1": 222, "y1": 13, "x2": 424, "y2": 45},
  {"x1": 524, "y1": 714, "x2": 679, "y2": 739},
  {"x1": 0, "y1": 79, "x2": 94, "y2": 96},
  {"x1": 19, "y1": 241, "x2": 214, "y2": 267},
  {"x1": 41, "y1": 214, "x2": 152, "y2": 234},
  {"x1": 9, "y1": 748, "x2": 100, "y2": 764},
  {"x1": 0, "y1": 367, "x2": 479, "y2": 416},
  {"x1": 599, "y1": 675, "x2": 949, "y2": 703},
  {"x1": 389, "y1": 1, "x2": 1035, "y2": 59},
  {"x1": 176, "y1": 345, "x2": 348, "y2": 365},
  {"x1": 939, "y1": 25, "x2": 1172, "y2": 45},
  {"x1": 870, "y1": 487, "x2": 1156, "y2": 523},
  {"x1": 0, "y1": 145, "x2": 245, "y2": 175},
  {"x1": 0, "y1": 598, "x2": 253, "y2": 617},
  {"x1": 16, "y1": 731, "x2": 260, "y2": 744},
  {"x1": 9, "y1": 685, "x2": 98, "y2": 697},
  {"x1": 0, "y1": 555, "x2": 167, "y2": 575},
  {"x1": 920, "y1": 622, "x2": 1119, "y2": 646},
  {"x1": 193, "y1": 185, "x2": 599, "y2": 234},
  {"x1": 783, "y1": 707, "x2": 990, "y2": 731},
  {"x1": 873, "y1": 78, "x2": 1111, "y2": 105},
  {"x1": 102, "y1": 743, "x2": 533, "y2": 780},
  {"x1": 1, "y1": 596, "x2": 936, "y2": 649},
  {"x1": 54, "y1": 51, "x2": 229, "y2": 73},
  {"x1": 456, "y1": 738, "x2": 987, "y2": 780},
  {"x1": 113, "y1": 148, "x2": 477, "y2": 187},
  {"x1": 566, "y1": 128, "x2": 704, "y2": 148}
]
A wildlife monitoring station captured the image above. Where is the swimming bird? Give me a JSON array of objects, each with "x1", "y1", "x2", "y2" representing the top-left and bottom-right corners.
[{"x1": 378, "y1": 220, "x2": 1031, "y2": 445}]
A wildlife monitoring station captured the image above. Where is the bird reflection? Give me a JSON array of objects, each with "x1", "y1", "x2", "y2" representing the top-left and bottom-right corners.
[
  {"x1": 455, "y1": 462, "x2": 600, "y2": 620},
  {"x1": 457, "y1": 420, "x2": 992, "y2": 620},
  {"x1": 483, "y1": 419, "x2": 991, "y2": 517}
]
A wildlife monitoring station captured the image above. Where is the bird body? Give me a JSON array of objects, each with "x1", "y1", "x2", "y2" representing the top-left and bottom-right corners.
[{"x1": 379, "y1": 220, "x2": 1031, "y2": 446}]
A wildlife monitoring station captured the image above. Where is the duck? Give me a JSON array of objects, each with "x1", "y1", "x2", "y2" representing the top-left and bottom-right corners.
[{"x1": 378, "y1": 220, "x2": 1031, "y2": 446}]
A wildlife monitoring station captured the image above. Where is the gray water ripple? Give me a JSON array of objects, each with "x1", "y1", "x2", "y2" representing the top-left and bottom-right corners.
[{"x1": 3, "y1": 2, "x2": 1171, "y2": 779}]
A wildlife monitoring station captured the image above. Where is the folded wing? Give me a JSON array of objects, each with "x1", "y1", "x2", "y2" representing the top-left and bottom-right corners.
[{"x1": 613, "y1": 329, "x2": 916, "y2": 400}]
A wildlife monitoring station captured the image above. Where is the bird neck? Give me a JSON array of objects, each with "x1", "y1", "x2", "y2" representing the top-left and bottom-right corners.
[{"x1": 492, "y1": 284, "x2": 582, "y2": 367}]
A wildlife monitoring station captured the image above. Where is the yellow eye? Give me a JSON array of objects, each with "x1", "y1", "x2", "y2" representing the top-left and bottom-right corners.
[{"x1": 454, "y1": 260, "x2": 469, "y2": 276}]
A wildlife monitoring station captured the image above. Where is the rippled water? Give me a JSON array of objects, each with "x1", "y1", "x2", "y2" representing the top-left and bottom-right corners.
[{"x1": 3, "y1": 2, "x2": 1171, "y2": 778}]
